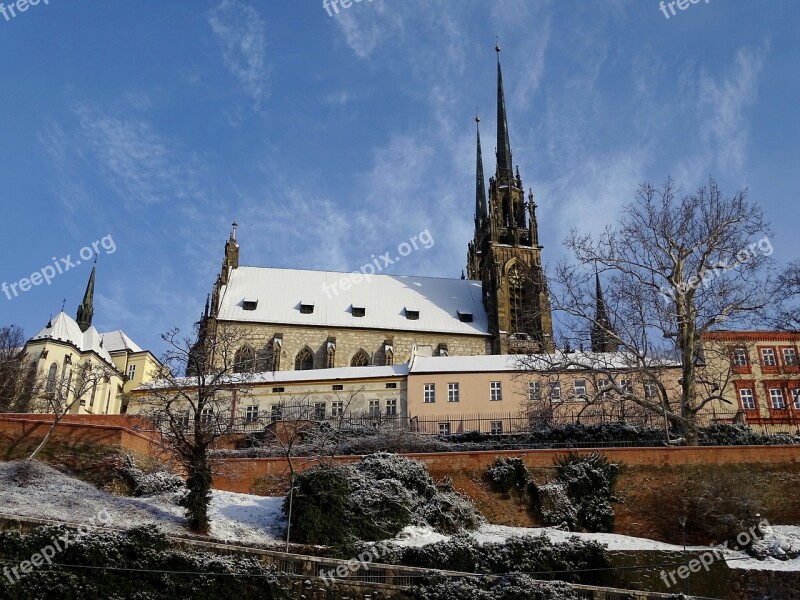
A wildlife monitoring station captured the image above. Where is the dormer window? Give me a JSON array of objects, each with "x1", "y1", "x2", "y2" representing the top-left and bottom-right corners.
[
  {"x1": 299, "y1": 301, "x2": 315, "y2": 314},
  {"x1": 405, "y1": 308, "x2": 420, "y2": 320},
  {"x1": 457, "y1": 310, "x2": 473, "y2": 323},
  {"x1": 243, "y1": 299, "x2": 258, "y2": 311},
  {"x1": 352, "y1": 305, "x2": 366, "y2": 318}
]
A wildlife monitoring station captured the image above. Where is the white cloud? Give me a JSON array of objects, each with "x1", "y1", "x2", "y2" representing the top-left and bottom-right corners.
[{"x1": 208, "y1": 0, "x2": 269, "y2": 108}]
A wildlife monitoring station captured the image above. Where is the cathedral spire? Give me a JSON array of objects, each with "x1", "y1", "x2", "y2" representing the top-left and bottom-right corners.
[
  {"x1": 475, "y1": 116, "x2": 488, "y2": 234},
  {"x1": 495, "y1": 44, "x2": 513, "y2": 184},
  {"x1": 591, "y1": 268, "x2": 617, "y2": 353},
  {"x1": 76, "y1": 257, "x2": 96, "y2": 333}
]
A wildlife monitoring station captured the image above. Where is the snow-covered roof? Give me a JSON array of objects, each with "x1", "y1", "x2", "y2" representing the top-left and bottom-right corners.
[
  {"x1": 215, "y1": 267, "x2": 490, "y2": 336},
  {"x1": 409, "y1": 352, "x2": 680, "y2": 374},
  {"x1": 29, "y1": 312, "x2": 115, "y2": 365},
  {"x1": 100, "y1": 330, "x2": 143, "y2": 353},
  {"x1": 135, "y1": 364, "x2": 409, "y2": 391}
]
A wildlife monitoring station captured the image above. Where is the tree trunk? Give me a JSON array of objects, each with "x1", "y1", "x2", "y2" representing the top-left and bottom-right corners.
[{"x1": 183, "y1": 449, "x2": 212, "y2": 533}]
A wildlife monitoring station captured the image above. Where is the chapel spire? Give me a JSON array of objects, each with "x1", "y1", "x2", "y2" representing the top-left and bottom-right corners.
[
  {"x1": 591, "y1": 269, "x2": 617, "y2": 353},
  {"x1": 76, "y1": 258, "x2": 96, "y2": 333},
  {"x1": 475, "y1": 116, "x2": 488, "y2": 234},
  {"x1": 495, "y1": 44, "x2": 514, "y2": 184}
]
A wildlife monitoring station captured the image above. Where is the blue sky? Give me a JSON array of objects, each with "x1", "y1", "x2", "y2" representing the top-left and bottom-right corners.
[{"x1": 1, "y1": 0, "x2": 798, "y2": 357}]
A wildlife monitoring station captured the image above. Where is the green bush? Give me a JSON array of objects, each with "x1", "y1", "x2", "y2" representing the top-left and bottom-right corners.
[
  {"x1": 284, "y1": 466, "x2": 352, "y2": 546},
  {"x1": 0, "y1": 525, "x2": 284, "y2": 600},
  {"x1": 555, "y1": 452, "x2": 620, "y2": 533},
  {"x1": 415, "y1": 576, "x2": 584, "y2": 600},
  {"x1": 486, "y1": 457, "x2": 529, "y2": 494}
]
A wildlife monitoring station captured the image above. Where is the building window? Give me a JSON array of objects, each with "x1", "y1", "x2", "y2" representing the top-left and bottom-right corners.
[
  {"x1": 574, "y1": 379, "x2": 587, "y2": 398},
  {"x1": 438, "y1": 422, "x2": 451, "y2": 435},
  {"x1": 448, "y1": 383, "x2": 460, "y2": 402},
  {"x1": 386, "y1": 398, "x2": 397, "y2": 416},
  {"x1": 385, "y1": 382, "x2": 397, "y2": 389},
  {"x1": 732, "y1": 347, "x2": 749, "y2": 367},
  {"x1": 528, "y1": 381, "x2": 541, "y2": 401},
  {"x1": 490, "y1": 421, "x2": 503, "y2": 436},
  {"x1": 424, "y1": 383, "x2": 435, "y2": 403},
  {"x1": 644, "y1": 382, "x2": 658, "y2": 398},
  {"x1": 739, "y1": 388, "x2": 756, "y2": 410},
  {"x1": 597, "y1": 379, "x2": 611, "y2": 398},
  {"x1": 46, "y1": 362, "x2": 58, "y2": 393},
  {"x1": 299, "y1": 302, "x2": 314, "y2": 314},
  {"x1": 314, "y1": 402, "x2": 326, "y2": 420},
  {"x1": 792, "y1": 388, "x2": 800, "y2": 410},
  {"x1": 295, "y1": 347, "x2": 314, "y2": 370},
  {"x1": 331, "y1": 401, "x2": 344, "y2": 416},
  {"x1": 243, "y1": 299, "x2": 258, "y2": 311},
  {"x1": 272, "y1": 387, "x2": 285, "y2": 393},
  {"x1": 245, "y1": 406, "x2": 259, "y2": 423},
  {"x1": 352, "y1": 306, "x2": 366, "y2": 317},
  {"x1": 620, "y1": 379, "x2": 633, "y2": 394},
  {"x1": 351, "y1": 349, "x2": 370, "y2": 367},
  {"x1": 761, "y1": 348, "x2": 777, "y2": 367},
  {"x1": 549, "y1": 381, "x2": 562, "y2": 402},
  {"x1": 200, "y1": 407, "x2": 213, "y2": 426},
  {"x1": 405, "y1": 309, "x2": 420, "y2": 320},
  {"x1": 234, "y1": 345, "x2": 256, "y2": 373},
  {"x1": 326, "y1": 344, "x2": 336, "y2": 368},
  {"x1": 369, "y1": 399, "x2": 380, "y2": 416},
  {"x1": 127, "y1": 364, "x2": 136, "y2": 381},
  {"x1": 332, "y1": 384, "x2": 344, "y2": 391},
  {"x1": 783, "y1": 348, "x2": 798, "y2": 366},
  {"x1": 508, "y1": 264, "x2": 527, "y2": 334},
  {"x1": 270, "y1": 404, "x2": 283, "y2": 423},
  {"x1": 769, "y1": 388, "x2": 786, "y2": 409},
  {"x1": 490, "y1": 381, "x2": 502, "y2": 401}
]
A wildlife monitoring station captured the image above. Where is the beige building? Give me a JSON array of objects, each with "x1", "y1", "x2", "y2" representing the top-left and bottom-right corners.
[
  {"x1": 406, "y1": 353, "x2": 685, "y2": 435},
  {"x1": 129, "y1": 364, "x2": 408, "y2": 428},
  {"x1": 22, "y1": 265, "x2": 161, "y2": 415}
]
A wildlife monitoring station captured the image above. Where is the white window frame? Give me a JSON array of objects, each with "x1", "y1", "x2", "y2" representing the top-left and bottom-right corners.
[
  {"x1": 644, "y1": 382, "x2": 658, "y2": 399},
  {"x1": 792, "y1": 388, "x2": 800, "y2": 410},
  {"x1": 424, "y1": 383, "x2": 436, "y2": 403},
  {"x1": 783, "y1": 347, "x2": 798, "y2": 366},
  {"x1": 732, "y1": 347, "x2": 749, "y2": 367},
  {"x1": 739, "y1": 388, "x2": 756, "y2": 410},
  {"x1": 490, "y1": 421, "x2": 503, "y2": 436},
  {"x1": 448, "y1": 383, "x2": 460, "y2": 403},
  {"x1": 574, "y1": 379, "x2": 587, "y2": 398},
  {"x1": 762, "y1": 348, "x2": 777, "y2": 367},
  {"x1": 386, "y1": 398, "x2": 397, "y2": 416},
  {"x1": 549, "y1": 381, "x2": 562, "y2": 402},
  {"x1": 368, "y1": 399, "x2": 380, "y2": 416},
  {"x1": 489, "y1": 381, "x2": 502, "y2": 401},
  {"x1": 528, "y1": 381, "x2": 541, "y2": 401},
  {"x1": 769, "y1": 388, "x2": 786, "y2": 409},
  {"x1": 331, "y1": 401, "x2": 344, "y2": 417},
  {"x1": 127, "y1": 364, "x2": 136, "y2": 381},
  {"x1": 438, "y1": 422, "x2": 451, "y2": 435},
  {"x1": 244, "y1": 405, "x2": 259, "y2": 423}
]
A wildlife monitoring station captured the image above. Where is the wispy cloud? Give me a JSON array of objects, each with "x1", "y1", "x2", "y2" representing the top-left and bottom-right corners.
[{"x1": 208, "y1": 0, "x2": 269, "y2": 108}]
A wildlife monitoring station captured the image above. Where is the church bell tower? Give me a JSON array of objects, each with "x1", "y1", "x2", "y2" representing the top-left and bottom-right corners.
[{"x1": 467, "y1": 45, "x2": 554, "y2": 354}]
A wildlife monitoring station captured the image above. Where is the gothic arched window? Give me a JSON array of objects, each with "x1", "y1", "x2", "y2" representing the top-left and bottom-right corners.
[
  {"x1": 233, "y1": 345, "x2": 256, "y2": 373},
  {"x1": 295, "y1": 347, "x2": 314, "y2": 370},
  {"x1": 46, "y1": 362, "x2": 58, "y2": 393},
  {"x1": 351, "y1": 349, "x2": 370, "y2": 367},
  {"x1": 508, "y1": 264, "x2": 527, "y2": 334}
]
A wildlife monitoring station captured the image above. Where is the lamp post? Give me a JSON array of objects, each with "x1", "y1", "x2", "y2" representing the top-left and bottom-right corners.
[{"x1": 678, "y1": 515, "x2": 688, "y2": 596}]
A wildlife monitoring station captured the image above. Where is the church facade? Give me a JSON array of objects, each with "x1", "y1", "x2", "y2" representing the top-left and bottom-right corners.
[{"x1": 198, "y1": 47, "x2": 557, "y2": 374}]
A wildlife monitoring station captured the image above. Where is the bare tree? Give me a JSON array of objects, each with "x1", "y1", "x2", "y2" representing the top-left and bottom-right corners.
[
  {"x1": 28, "y1": 358, "x2": 119, "y2": 459},
  {"x1": 546, "y1": 177, "x2": 774, "y2": 444},
  {"x1": 773, "y1": 260, "x2": 800, "y2": 331},
  {"x1": 134, "y1": 324, "x2": 254, "y2": 533},
  {"x1": 0, "y1": 325, "x2": 38, "y2": 413}
]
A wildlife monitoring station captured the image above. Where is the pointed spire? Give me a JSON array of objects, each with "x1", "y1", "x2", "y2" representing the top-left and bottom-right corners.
[
  {"x1": 495, "y1": 43, "x2": 513, "y2": 184},
  {"x1": 204, "y1": 294, "x2": 211, "y2": 319},
  {"x1": 76, "y1": 257, "x2": 97, "y2": 333},
  {"x1": 475, "y1": 115, "x2": 488, "y2": 234},
  {"x1": 591, "y1": 267, "x2": 617, "y2": 353}
]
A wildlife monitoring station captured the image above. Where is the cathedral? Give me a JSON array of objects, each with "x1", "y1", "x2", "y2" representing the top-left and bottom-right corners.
[{"x1": 198, "y1": 47, "x2": 559, "y2": 373}]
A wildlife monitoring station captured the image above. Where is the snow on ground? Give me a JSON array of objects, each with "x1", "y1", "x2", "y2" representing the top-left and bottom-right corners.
[
  {"x1": 0, "y1": 460, "x2": 286, "y2": 547},
  {"x1": 1, "y1": 460, "x2": 798, "y2": 572}
]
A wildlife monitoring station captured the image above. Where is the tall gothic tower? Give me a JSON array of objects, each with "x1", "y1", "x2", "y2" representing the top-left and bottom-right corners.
[{"x1": 467, "y1": 45, "x2": 554, "y2": 354}]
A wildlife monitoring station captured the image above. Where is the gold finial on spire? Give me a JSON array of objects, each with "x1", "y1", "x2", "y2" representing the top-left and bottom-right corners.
[{"x1": 495, "y1": 35, "x2": 501, "y2": 53}]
